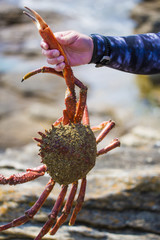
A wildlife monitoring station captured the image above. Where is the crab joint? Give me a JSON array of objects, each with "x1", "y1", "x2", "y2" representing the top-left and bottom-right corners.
[{"x1": 23, "y1": 6, "x2": 48, "y2": 30}]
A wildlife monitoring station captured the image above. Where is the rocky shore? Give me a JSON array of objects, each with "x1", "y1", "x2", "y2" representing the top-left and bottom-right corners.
[
  {"x1": 131, "y1": 0, "x2": 160, "y2": 33},
  {"x1": 130, "y1": 0, "x2": 160, "y2": 106},
  {"x1": 0, "y1": 1, "x2": 160, "y2": 240},
  {"x1": 0, "y1": 141, "x2": 160, "y2": 240}
]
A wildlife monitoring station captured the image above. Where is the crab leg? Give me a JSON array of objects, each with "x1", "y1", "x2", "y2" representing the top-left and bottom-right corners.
[
  {"x1": 22, "y1": 65, "x2": 88, "y2": 124},
  {"x1": 50, "y1": 181, "x2": 78, "y2": 235},
  {"x1": 75, "y1": 78, "x2": 88, "y2": 123},
  {"x1": 23, "y1": 7, "x2": 68, "y2": 64},
  {"x1": 35, "y1": 185, "x2": 68, "y2": 240},
  {"x1": 22, "y1": 66, "x2": 85, "y2": 90},
  {"x1": 52, "y1": 116, "x2": 63, "y2": 126},
  {"x1": 0, "y1": 179, "x2": 55, "y2": 232},
  {"x1": 69, "y1": 177, "x2": 86, "y2": 225},
  {"x1": 82, "y1": 105, "x2": 90, "y2": 125},
  {"x1": 97, "y1": 138, "x2": 120, "y2": 156},
  {"x1": 23, "y1": 7, "x2": 76, "y2": 123},
  {"x1": 21, "y1": 66, "x2": 63, "y2": 82},
  {"x1": 96, "y1": 120, "x2": 115, "y2": 144},
  {"x1": 0, "y1": 165, "x2": 46, "y2": 185},
  {"x1": 91, "y1": 121, "x2": 110, "y2": 132}
]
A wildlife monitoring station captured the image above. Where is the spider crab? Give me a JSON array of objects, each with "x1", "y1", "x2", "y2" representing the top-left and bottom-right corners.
[{"x1": 0, "y1": 7, "x2": 120, "y2": 240}]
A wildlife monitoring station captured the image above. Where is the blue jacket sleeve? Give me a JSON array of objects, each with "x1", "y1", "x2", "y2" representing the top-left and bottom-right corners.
[{"x1": 90, "y1": 33, "x2": 160, "y2": 75}]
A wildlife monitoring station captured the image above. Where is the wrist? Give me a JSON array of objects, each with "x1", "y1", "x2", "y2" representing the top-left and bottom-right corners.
[
  {"x1": 88, "y1": 36, "x2": 94, "y2": 64},
  {"x1": 89, "y1": 34, "x2": 111, "y2": 66}
]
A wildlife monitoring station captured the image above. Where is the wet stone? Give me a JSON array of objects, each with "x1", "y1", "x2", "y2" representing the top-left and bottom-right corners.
[{"x1": 0, "y1": 143, "x2": 160, "y2": 239}]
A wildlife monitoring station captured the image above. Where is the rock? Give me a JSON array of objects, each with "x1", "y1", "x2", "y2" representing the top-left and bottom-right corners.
[
  {"x1": 120, "y1": 125, "x2": 160, "y2": 147},
  {"x1": 0, "y1": 1, "x2": 67, "y2": 27},
  {"x1": 0, "y1": 112, "x2": 50, "y2": 148},
  {"x1": 131, "y1": 0, "x2": 160, "y2": 33},
  {"x1": 0, "y1": 2, "x2": 27, "y2": 26},
  {"x1": 27, "y1": 103, "x2": 61, "y2": 121},
  {"x1": 1, "y1": 72, "x2": 65, "y2": 102},
  {"x1": 135, "y1": 75, "x2": 160, "y2": 106},
  {"x1": 0, "y1": 144, "x2": 160, "y2": 239},
  {"x1": 0, "y1": 72, "x2": 66, "y2": 148},
  {"x1": 1, "y1": 225, "x2": 160, "y2": 240},
  {"x1": 0, "y1": 87, "x2": 25, "y2": 119},
  {"x1": 120, "y1": 133, "x2": 148, "y2": 147},
  {"x1": 132, "y1": 126, "x2": 160, "y2": 140},
  {"x1": 154, "y1": 141, "x2": 160, "y2": 148}
]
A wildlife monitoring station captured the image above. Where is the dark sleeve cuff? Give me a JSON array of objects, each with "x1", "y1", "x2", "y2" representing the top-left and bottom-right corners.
[{"x1": 89, "y1": 34, "x2": 111, "y2": 66}]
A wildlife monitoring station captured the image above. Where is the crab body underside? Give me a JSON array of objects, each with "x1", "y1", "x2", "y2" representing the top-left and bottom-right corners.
[{"x1": 0, "y1": 7, "x2": 120, "y2": 240}]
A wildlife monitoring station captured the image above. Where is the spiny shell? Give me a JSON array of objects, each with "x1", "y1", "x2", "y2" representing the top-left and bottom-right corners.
[{"x1": 38, "y1": 123, "x2": 97, "y2": 185}]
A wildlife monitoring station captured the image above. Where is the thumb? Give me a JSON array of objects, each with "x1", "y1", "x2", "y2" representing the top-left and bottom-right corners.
[{"x1": 55, "y1": 31, "x2": 76, "y2": 46}]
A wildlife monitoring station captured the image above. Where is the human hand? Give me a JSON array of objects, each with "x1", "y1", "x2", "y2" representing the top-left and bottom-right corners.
[{"x1": 41, "y1": 30, "x2": 93, "y2": 71}]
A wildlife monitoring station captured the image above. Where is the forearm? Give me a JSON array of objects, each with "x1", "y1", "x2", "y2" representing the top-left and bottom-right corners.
[{"x1": 90, "y1": 32, "x2": 160, "y2": 75}]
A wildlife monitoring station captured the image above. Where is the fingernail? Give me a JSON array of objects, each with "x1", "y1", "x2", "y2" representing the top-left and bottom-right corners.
[
  {"x1": 57, "y1": 55, "x2": 64, "y2": 62},
  {"x1": 52, "y1": 49, "x2": 60, "y2": 57}
]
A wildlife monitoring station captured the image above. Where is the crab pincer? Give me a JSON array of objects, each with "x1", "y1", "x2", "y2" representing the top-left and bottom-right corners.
[
  {"x1": 23, "y1": 7, "x2": 67, "y2": 62},
  {"x1": 23, "y1": 6, "x2": 76, "y2": 123}
]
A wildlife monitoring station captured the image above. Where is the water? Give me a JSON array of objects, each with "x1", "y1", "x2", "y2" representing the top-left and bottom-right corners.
[{"x1": 18, "y1": 0, "x2": 139, "y2": 34}]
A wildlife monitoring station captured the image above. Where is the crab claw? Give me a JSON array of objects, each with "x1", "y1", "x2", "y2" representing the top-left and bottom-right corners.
[
  {"x1": 23, "y1": 6, "x2": 68, "y2": 63},
  {"x1": 23, "y1": 6, "x2": 48, "y2": 30}
]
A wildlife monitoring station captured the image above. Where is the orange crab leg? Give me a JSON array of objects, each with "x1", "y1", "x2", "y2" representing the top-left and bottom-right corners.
[
  {"x1": 23, "y1": 7, "x2": 68, "y2": 64},
  {"x1": 23, "y1": 7, "x2": 76, "y2": 123},
  {"x1": 21, "y1": 66, "x2": 63, "y2": 82},
  {"x1": 91, "y1": 121, "x2": 109, "y2": 132},
  {"x1": 96, "y1": 120, "x2": 115, "y2": 144},
  {"x1": 22, "y1": 66, "x2": 88, "y2": 123},
  {"x1": 52, "y1": 116, "x2": 63, "y2": 126},
  {"x1": 82, "y1": 105, "x2": 90, "y2": 125},
  {"x1": 74, "y1": 77, "x2": 88, "y2": 123},
  {"x1": 97, "y1": 138, "x2": 120, "y2": 156}
]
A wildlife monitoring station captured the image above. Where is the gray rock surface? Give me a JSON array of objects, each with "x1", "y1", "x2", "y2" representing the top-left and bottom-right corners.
[{"x1": 0, "y1": 142, "x2": 160, "y2": 239}]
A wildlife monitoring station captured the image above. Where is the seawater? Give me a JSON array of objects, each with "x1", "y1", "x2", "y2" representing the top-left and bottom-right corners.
[{"x1": 18, "y1": 0, "x2": 139, "y2": 35}]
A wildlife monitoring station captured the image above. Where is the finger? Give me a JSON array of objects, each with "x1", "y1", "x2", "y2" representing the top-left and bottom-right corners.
[
  {"x1": 42, "y1": 49, "x2": 60, "y2": 59},
  {"x1": 47, "y1": 55, "x2": 64, "y2": 65},
  {"x1": 40, "y1": 40, "x2": 49, "y2": 50},
  {"x1": 54, "y1": 62, "x2": 65, "y2": 72}
]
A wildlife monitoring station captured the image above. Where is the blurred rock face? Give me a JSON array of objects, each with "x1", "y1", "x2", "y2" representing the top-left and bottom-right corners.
[
  {"x1": 0, "y1": 143, "x2": 160, "y2": 239},
  {"x1": 131, "y1": 0, "x2": 160, "y2": 105},
  {"x1": 131, "y1": 0, "x2": 160, "y2": 33}
]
